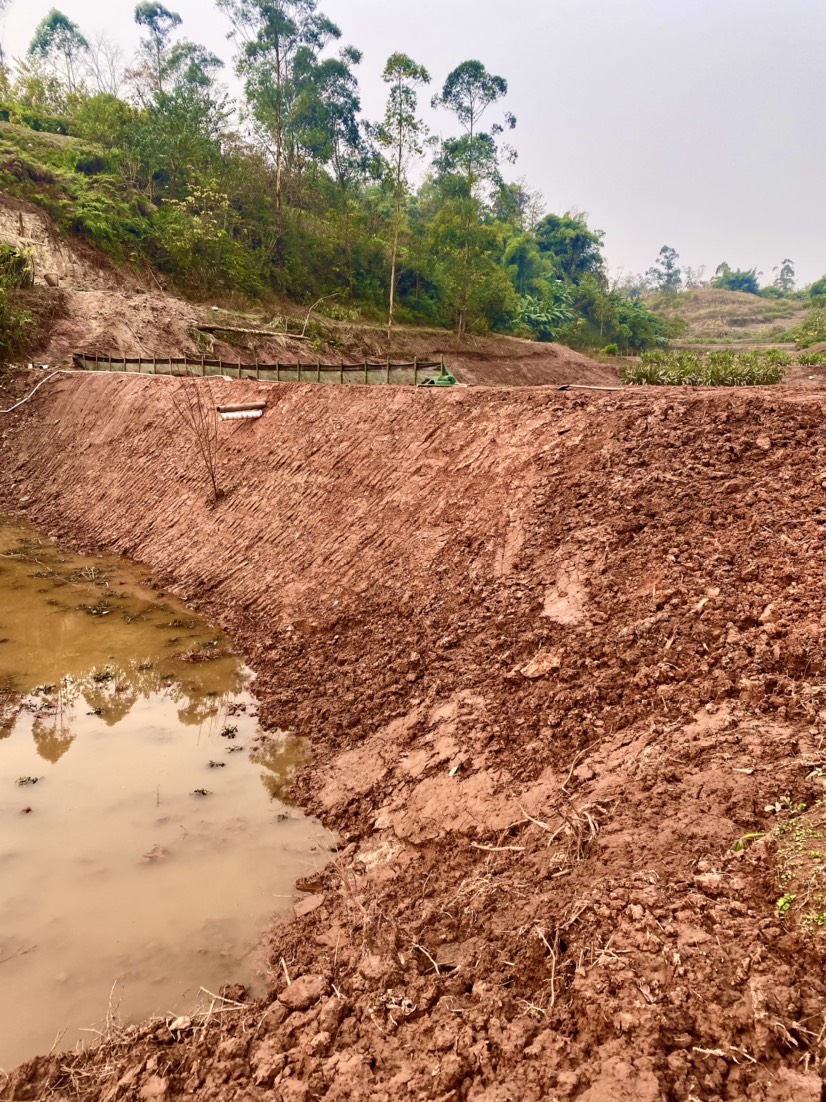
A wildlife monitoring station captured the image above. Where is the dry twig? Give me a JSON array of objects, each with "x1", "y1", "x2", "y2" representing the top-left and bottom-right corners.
[{"x1": 170, "y1": 376, "x2": 222, "y2": 502}]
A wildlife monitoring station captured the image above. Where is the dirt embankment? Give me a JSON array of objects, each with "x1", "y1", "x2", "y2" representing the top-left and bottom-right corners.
[
  {"x1": 0, "y1": 191, "x2": 614, "y2": 388},
  {"x1": 33, "y1": 289, "x2": 615, "y2": 389},
  {"x1": 652, "y1": 287, "x2": 809, "y2": 348},
  {"x1": 0, "y1": 194, "x2": 140, "y2": 293},
  {"x1": 3, "y1": 377, "x2": 826, "y2": 1101}
]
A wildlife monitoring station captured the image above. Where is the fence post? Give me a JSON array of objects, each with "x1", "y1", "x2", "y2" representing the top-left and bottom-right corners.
[
  {"x1": 340, "y1": 362, "x2": 344, "y2": 384},
  {"x1": 276, "y1": 362, "x2": 280, "y2": 382},
  {"x1": 317, "y1": 361, "x2": 321, "y2": 383},
  {"x1": 201, "y1": 355, "x2": 205, "y2": 378},
  {"x1": 413, "y1": 358, "x2": 418, "y2": 387},
  {"x1": 386, "y1": 359, "x2": 390, "y2": 384},
  {"x1": 364, "y1": 362, "x2": 368, "y2": 385},
  {"x1": 298, "y1": 362, "x2": 302, "y2": 383}
]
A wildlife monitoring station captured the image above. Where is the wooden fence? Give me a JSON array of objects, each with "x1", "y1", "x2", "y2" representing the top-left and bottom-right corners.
[{"x1": 71, "y1": 352, "x2": 448, "y2": 387}]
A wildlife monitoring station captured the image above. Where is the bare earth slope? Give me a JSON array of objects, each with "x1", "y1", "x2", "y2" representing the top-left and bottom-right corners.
[
  {"x1": 32, "y1": 289, "x2": 615, "y2": 389},
  {"x1": 3, "y1": 376, "x2": 826, "y2": 1101}
]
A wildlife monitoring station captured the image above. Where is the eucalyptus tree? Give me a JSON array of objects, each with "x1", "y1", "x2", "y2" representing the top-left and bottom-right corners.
[
  {"x1": 293, "y1": 45, "x2": 364, "y2": 190},
  {"x1": 0, "y1": 0, "x2": 13, "y2": 72},
  {"x1": 646, "y1": 245, "x2": 682, "y2": 295},
  {"x1": 432, "y1": 60, "x2": 515, "y2": 195},
  {"x1": 291, "y1": 44, "x2": 369, "y2": 291},
  {"x1": 131, "y1": 40, "x2": 228, "y2": 198},
  {"x1": 28, "y1": 9, "x2": 89, "y2": 94},
  {"x1": 377, "y1": 52, "x2": 430, "y2": 335},
  {"x1": 431, "y1": 60, "x2": 516, "y2": 336},
  {"x1": 134, "y1": 2, "x2": 182, "y2": 94},
  {"x1": 772, "y1": 258, "x2": 795, "y2": 295},
  {"x1": 218, "y1": 0, "x2": 340, "y2": 228}
]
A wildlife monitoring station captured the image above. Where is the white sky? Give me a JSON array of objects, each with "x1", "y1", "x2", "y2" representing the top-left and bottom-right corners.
[{"x1": 3, "y1": 0, "x2": 825, "y2": 286}]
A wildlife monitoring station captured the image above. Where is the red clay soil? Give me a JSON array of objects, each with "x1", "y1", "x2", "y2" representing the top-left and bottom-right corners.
[
  {"x1": 3, "y1": 375, "x2": 826, "y2": 1101},
  {"x1": 32, "y1": 288, "x2": 618, "y2": 390}
]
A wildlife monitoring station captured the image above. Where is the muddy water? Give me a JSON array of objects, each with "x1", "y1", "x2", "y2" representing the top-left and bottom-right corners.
[{"x1": 0, "y1": 519, "x2": 332, "y2": 1071}]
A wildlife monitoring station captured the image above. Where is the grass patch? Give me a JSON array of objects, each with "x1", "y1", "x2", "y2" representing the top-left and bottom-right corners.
[
  {"x1": 620, "y1": 349, "x2": 789, "y2": 386},
  {"x1": 0, "y1": 122, "x2": 151, "y2": 261},
  {"x1": 772, "y1": 797, "x2": 826, "y2": 935}
]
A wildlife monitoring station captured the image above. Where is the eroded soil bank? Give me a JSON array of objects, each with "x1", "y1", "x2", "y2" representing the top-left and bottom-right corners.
[{"x1": 2, "y1": 374, "x2": 826, "y2": 1101}]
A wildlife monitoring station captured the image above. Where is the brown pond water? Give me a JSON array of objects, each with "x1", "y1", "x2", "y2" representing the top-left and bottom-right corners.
[{"x1": 0, "y1": 518, "x2": 333, "y2": 1071}]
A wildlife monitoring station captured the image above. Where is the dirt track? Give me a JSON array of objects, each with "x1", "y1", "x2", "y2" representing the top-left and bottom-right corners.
[{"x1": 3, "y1": 375, "x2": 826, "y2": 1101}]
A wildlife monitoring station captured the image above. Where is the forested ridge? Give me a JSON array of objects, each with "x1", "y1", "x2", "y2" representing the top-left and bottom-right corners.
[{"x1": 0, "y1": 0, "x2": 676, "y2": 352}]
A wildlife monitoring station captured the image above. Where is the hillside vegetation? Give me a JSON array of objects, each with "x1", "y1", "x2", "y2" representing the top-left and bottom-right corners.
[
  {"x1": 0, "y1": 0, "x2": 678, "y2": 360},
  {"x1": 646, "y1": 284, "x2": 826, "y2": 353},
  {"x1": 648, "y1": 287, "x2": 808, "y2": 346}
]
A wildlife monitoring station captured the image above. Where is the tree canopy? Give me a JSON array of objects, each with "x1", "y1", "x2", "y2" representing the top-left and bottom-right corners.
[
  {"x1": 711, "y1": 263, "x2": 761, "y2": 295},
  {"x1": 4, "y1": 0, "x2": 673, "y2": 351}
]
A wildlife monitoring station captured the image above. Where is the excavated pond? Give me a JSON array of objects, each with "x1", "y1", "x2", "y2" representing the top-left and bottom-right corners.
[{"x1": 0, "y1": 518, "x2": 332, "y2": 1071}]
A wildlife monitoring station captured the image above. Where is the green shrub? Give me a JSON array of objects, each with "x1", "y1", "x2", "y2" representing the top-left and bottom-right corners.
[
  {"x1": 621, "y1": 349, "x2": 787, "y2": 387},
  {"x1": 799, "y1": 349, "x2": 826, "y2": 367},
  {"x1": 790, "y1": 309, "x2": 826, "y2": 349},
  {"x1": 601, "y1": 343, "x2": 619, "y2": 356},
  {"x1": 0, "y1": 244, "x2": 34, "y2": 289},
  {"x1": 0, "y1": 278, "x2": 33, "y2": 363}
]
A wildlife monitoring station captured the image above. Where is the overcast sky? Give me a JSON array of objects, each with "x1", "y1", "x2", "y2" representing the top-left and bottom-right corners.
[{"x1": 4, "y1": 0, "x2": 825, "y2": 286}]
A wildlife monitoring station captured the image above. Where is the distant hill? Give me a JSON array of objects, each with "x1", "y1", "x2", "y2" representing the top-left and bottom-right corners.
[{"x1": 649, "y1": 287, "x2": 809, "y2": 347}]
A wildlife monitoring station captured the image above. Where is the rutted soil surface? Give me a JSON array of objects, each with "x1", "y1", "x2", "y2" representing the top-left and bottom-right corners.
[{"x1": 3, "y1": 376, "x2": 826, "y2": 1100}]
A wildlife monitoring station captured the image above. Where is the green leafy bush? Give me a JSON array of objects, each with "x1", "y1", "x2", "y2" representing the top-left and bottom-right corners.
[
  {"x1": 790, "y1": 309, "x2": 826, "y2": 349},
  {"x1": 621, "y1": 349, "x2": 787, "y2": 387},
  {"x1": 0, "y1": 278, "x2": 33, "y2": 363}
]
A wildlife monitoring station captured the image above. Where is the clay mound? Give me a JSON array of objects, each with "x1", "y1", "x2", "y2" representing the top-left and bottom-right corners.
[
  {"x1": 4, "y1": 379, "x2": 826, "y2": 1100},
  {"x1": 449, "y1": 341, "x2": 617, "y2": 387}
]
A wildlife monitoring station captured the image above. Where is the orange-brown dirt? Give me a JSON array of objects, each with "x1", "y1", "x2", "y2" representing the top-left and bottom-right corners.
[
  {"x1": 3, "y1": 375, "x2": 826, "y2": 1101},
  {"x1": 30, "y1": 287, "x2": 615, "y2": 389}
]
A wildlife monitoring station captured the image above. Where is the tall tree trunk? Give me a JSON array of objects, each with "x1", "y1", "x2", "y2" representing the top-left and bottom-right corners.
[
  {"x1": 388, "y1": 219, "x2": 400, "y2": 339},
  {"x1": 387, "y1": 106, "x2": 404, "y2": 338},
  {"x1": 273, "y1": 45, "x2": 285, "y2": 260}
]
